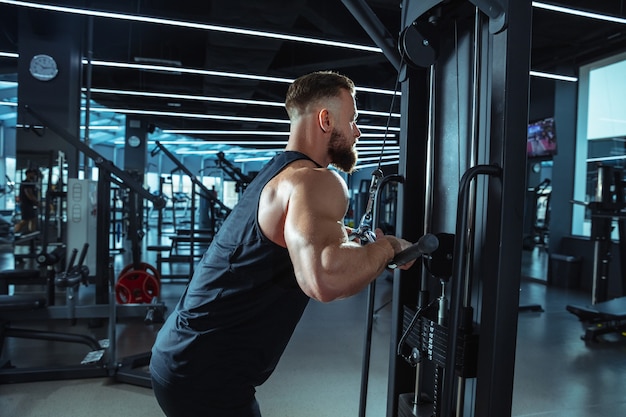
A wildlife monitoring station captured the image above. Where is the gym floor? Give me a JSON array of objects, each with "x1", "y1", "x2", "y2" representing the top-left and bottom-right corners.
[{"x1": 1, "y1": 239, "x2": 626, "y2": 417}]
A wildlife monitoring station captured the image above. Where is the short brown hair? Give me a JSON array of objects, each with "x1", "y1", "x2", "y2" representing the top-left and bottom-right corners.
[{"x1": 285, "y1": 71, "x2": 355, "y2": 119}]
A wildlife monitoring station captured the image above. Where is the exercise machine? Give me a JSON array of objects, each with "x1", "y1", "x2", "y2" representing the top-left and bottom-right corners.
[
  {"x1": 0, "y1": 242, "x2": 163, "y2": 385},
  {"x1": 150, "y1": 141, "x2": 231, "y2": 277},
  {"x1": 1, "y1": 244, "x2": 110, "y2": 383},
  {"x1": 566, "y1": 164, "x2": 626, "y2": 342},
  {"x1": 215, "y1": 151, "x2": 254, "y2": 194},
  {"x1": 357, "y1": 169, "x2": 443, "y2": 417},
  {"x1": 523, "y1": 178, "x2": 551, "y2": 250},
  {"x1": 343, "y1": 1, "x2": 532, "y2": 416},
  {"x1": 7, "y1": 106, "x2": 168, "y2": 386}
]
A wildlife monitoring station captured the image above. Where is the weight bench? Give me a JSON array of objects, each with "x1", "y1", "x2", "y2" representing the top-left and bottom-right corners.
[
  {"x1": 147, "y1": 244, "x2": 192, "y2": 280},
  {"x1": 169, "y1": 234, "x2": 213, "y2": 254},
  {"x1": 13, "y1": 231, "x2": 41, "y2": 263},
  {"x1": 567, "y1": 297, "x2": 626, "y2": 342}
]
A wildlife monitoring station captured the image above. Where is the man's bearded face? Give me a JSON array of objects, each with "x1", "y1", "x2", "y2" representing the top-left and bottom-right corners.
[{"x1": 328, "y1": 128, "x2": 357, "y2": 174}]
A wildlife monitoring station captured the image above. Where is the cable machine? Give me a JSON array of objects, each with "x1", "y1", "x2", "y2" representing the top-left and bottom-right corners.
[
  {"x1": 215, "y1": 151, "x2": 253, "y2": 194},
  {"x1": 346, "y1": 1, "x2": 532, "y2": 416},
  {"x1": 392, "y1": 2, "x2": 530, "y2": 416}
]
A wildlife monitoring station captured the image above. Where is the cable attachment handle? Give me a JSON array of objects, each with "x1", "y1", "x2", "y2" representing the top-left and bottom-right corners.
[{"x1": 349, "y1": 168, "x2": 384, "y2": 243}]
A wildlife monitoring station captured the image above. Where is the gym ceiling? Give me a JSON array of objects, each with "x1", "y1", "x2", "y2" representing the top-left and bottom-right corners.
[{"x1": 0, "y1": 0, "x2": 625, "y2": 170}]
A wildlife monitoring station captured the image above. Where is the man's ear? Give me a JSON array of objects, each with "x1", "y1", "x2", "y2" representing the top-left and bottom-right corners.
[{"x1": 318, "y1": 108, "x2": 330, "y2": 133}]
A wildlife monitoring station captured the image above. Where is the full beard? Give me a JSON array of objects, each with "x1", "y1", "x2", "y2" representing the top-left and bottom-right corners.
[{"x1": 328, "y1": 129, "x2": 357, "y2": 174}]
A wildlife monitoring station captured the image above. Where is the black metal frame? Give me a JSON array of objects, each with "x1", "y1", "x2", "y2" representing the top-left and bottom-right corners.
[{"x1": 346, "y1": 1, "x2": 531, "y2": 416}]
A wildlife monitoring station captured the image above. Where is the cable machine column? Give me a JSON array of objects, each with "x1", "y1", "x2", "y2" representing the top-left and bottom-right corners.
[{"x1": 390, "y1": 1, "x2": 532, "y2": 416}]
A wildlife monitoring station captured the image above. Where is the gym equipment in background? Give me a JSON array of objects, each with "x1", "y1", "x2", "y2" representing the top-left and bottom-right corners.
[{"x1": 567, "y1": 164, "x2": 626, "y2": 342}]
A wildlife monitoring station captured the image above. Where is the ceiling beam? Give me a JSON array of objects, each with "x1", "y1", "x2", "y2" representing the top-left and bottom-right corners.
[{"x1": 341, "y1": 0, "x2": 401, "y2": 71}]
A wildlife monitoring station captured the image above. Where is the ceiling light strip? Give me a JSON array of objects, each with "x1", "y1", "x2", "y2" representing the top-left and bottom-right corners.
[
  {"x1": 162, "y1": 130, "x2": 290, "y2": 136},
  {"x1": 90, "y1": 106, "x2": 289, "y2": 124},
  {"x1": 2, "y1": 51, "x2": 397, "y2": 97},
  {"x1": 0, "y1": 51, "x2": 582, "y2": 87},
  {"x1": 356, "y1": 141, "x2": 398, "y2": 146},
  {"x1": 532, "y1": 2, "x2": 626, "y2": 25},
  {"x1": 88, "y1": 88, "x2": 285, "y2": 108},
  {"x1": 160, "y1": 129, "x2": 396, "y2": 138},
  {"x1": 530, "y1": 71, "x2": 577, "y2": 82},
  {"x1": 211, "y1": 148, "x2": 283, "y2": 154},
  {"x1": 175, "y1": 150, "x2": 400, "y2": 160},
  {"x1": 184, "y1": 141, "x2": 288, "y2": 146},
  {"x1": 148, "y1": 140, "x2": 396, "y2": 147},
  {"x1": 360, "y1": 110, "x2": 401, "y2": 118},
  {"x1": 80, "y1": 125, "x2": 122, "y2": 130},
  {"x1": 150, "y1": 140, "x2": 397, "y2": 149},
  {"x1": 357, "y1": 155, "x2": 400, "y2": 162},
  {"x1": 88, "y1": 60, "x2": 295, "y2": 84},
  {"x1": 355, "y1": 160, "x2": 399, "y2": 170},
  {"x1": 0, "y1": 0, "x2": 382, "y2": 52},
  {"x1": 357, "y1": 147, "x2": 400, "y2": 154},
  {"x1": 85, "y1": 106, "x2": 398, "y2": 131},
  {"x1": 88, "y1": 88, "x2": 402, "y2": 115},
  {"x1": 233, "y1": 156, "x2": 277, "y2": 163},
  {"x1": 75, "y1": 136, "x2": 282, "y2": 148},
  {"x1": 86, "y1": 61, "x2": 399, "y2": 96},
  {"x1": 151, "y1": 144, "x2": 285, "y2": 154},
  {"x1": 172, "y1": 150, "x2": 221, "y2": 155},
  {"x1": 586, "y1": 155, "x2": 626, "y2": 163}
]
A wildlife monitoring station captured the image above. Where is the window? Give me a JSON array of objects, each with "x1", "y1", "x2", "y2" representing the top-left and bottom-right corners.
[{"x1": 573, "y1": 52, "x2": 626, "y2": 237}]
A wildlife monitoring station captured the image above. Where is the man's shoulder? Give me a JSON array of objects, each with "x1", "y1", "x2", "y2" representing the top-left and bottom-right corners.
[
  {"x1": 287, "y1": 167, "x2": 347, "y2": 201},
  {"x1": 290, "y1": 165, "x2": 342, "y2": 184}
]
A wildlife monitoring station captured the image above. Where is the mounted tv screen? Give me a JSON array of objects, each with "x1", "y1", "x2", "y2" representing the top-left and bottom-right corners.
[{"x1": 527, "y1": 117, "x2": 557, "y2": 159}]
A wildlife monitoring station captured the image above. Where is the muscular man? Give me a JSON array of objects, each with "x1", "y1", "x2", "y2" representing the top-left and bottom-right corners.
[{"x1": 150, "y1": 71, "x2": 414, "y2": 417}]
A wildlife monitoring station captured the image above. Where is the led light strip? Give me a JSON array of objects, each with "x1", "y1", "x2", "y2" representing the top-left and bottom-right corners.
[
  {"x1": 1, "y1": 100, "x2": 399, "y2": 134},
  {"x1": 174, "y1": 149, "x2": 275, "y2": 155},
  {"x1": 91, "y1": 106, "x2": 289, "y2": 124},
  {"x1": 88, "y1": 88, "x2": 285, "y2": 108},
  {"x1": 532, "y1": 2, "x2": 626, "y2": 25},
  {"x1": 85, "y1": 106, "x2": 400, "y2": 131},
  {"x1": 529, "y1": 71, "x2": 577, "y2": 82},
  {"x1": 357, "y1": 154, "x2": 400, "y2": 162},
  {"x1": 88, "y1": 88, "x2": 401, "y2": 115},
  {"x1": 586, "y1": 155, "x2": 626, "y2": 163},
  {"x1": 161, "y1": 130, "x2": 396, "y2": 138},
  {"x1": 355, "y1": 160, "x2": 399, "y2": 169},
  {"x1": 162, "y1": 130, "x2": 289, "y2": 136},
  {"x1": 234, "y1": 156, "x2": 278, "y2": 163},
  {"x1": 0, "y1": 0, "x2": 382, "y2": 52},
  {"x1": 85, "y1": 61, "x2": 399, "y2": 96},
  {"x1": 2, "y1": 50, "x2": 579, "y2": 86}
]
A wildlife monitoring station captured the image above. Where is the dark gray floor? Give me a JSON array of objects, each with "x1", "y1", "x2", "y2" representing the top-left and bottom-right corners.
[{"x1": 1, "y1": 240, "x2": 625, "y2": 417}]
